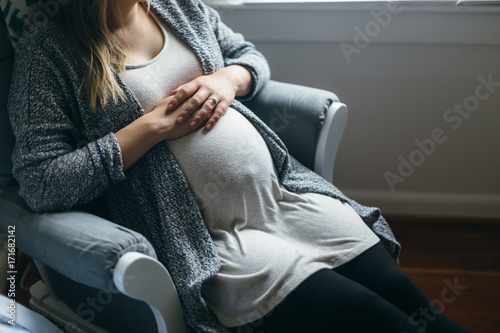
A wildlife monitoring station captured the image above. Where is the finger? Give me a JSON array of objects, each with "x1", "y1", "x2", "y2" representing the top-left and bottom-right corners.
[
  {"x1": 168, "y1": 83, "x2": 198, "y2": 112},
  {"x1": 189, "y1": 96, "x2": 219, "y2": 129},
  {"x1": 205, "y1": 103, "x2": 228, "y2": 130},
  {"x1": 176, "y1": 90, "x2": 212, "y2": 125}
]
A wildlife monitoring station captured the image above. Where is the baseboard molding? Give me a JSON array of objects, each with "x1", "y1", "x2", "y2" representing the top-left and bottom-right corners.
[{"x1": 342, "y1": 190, "x2": 500, "y2": 220}]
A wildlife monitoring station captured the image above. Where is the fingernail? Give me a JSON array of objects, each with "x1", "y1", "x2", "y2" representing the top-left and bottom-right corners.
[
  {"x1": 206, "y1": 123, "x2": 212, "y2": 130},
  {"x1": 190, "y1": 121, "x2": 197, "y2": 127},
  {"x1": 177, "y1": 116, "x2": 184, "y2": 123},
  {"x1": 168, "y1": 103, "x2": 174, "y2": 110}
]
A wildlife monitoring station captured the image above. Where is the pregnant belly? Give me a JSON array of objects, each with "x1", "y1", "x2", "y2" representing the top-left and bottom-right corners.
[{"x1": 165, "y1": 108, "x2": 280, "y2": 225}]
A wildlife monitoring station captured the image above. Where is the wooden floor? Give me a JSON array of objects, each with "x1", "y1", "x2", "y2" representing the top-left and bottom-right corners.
[{"x1": 388, "y1": 216, "x2": 500, "y2": 333}]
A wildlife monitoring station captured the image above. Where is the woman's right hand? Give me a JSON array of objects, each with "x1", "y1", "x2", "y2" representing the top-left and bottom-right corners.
[
  {"x1": 115, "y1": 95, "x2": 204, "y2": 171},
  {"x1": 146, "y1": 95, "x2": 206, "y2": 141}
]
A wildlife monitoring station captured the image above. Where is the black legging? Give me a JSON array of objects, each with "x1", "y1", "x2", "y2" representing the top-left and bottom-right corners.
[{"x1": 231, "y1": 243, "x2": 471, "y2": 333}]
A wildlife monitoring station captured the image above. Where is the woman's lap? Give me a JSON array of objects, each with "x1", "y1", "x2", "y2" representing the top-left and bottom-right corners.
[
  {"x1": 233, "y1": 267, "x2": 425, "y2": 333},
  {"x1": 231, "y1": 243, "x2": 470, "y2": 333}
]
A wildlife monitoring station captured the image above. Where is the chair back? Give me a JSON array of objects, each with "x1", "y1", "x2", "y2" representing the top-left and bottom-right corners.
[
  {"x1": 0, "y1": 0, "x2": 60, "y2": 187},
  {"x1": 1, "y1": 0, "x2": 47, "y2": 46},
  {"x1": 0, "y1": 14, "x2": 15, "y2": 188}
]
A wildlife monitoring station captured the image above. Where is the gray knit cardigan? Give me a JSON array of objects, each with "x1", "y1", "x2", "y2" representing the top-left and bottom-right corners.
[{"x1": 8, "y1": 0, "x2": 400, "y2": 331}]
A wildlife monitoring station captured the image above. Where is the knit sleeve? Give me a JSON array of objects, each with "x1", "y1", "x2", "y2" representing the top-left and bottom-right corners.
[
  {"x1": 8, "y1": 28, "x2": 126, "y2": 213},
  {"x1": 203, "y1": 3, "x2": 271, "y2": 101}
]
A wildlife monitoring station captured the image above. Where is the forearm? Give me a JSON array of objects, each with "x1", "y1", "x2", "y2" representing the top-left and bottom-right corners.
[
  {"x1": 205, "y1": 3, "x2": 270, "y2": 100},
  {"x1": 115, "y1": 114, "x2": 167, "y2": 172},
  {"x1": 12, "y1": 133, "x2": 125, "y2": 212}
]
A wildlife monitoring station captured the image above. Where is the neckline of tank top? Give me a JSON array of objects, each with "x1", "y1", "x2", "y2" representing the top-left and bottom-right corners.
[{"x1": 125, "y1": 11, "x2": 170, "y2": 70}]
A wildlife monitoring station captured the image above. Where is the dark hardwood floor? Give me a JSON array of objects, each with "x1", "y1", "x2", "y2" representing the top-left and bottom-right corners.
[{"x1": 388, "y1": 216, "x2": 500, "y2": 333}]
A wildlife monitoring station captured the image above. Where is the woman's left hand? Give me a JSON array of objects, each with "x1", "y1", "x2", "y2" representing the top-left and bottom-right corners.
[{"x1": 167, "y1": 65, "x2": 252, "y2": 130}]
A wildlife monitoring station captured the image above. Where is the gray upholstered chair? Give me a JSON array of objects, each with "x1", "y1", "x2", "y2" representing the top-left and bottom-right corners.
[{"x1": 0, "y1": 10, "x2": 347, "y2": 333}]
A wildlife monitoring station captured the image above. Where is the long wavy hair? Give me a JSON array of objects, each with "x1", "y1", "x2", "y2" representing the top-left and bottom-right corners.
[{"x1": 58, "y1": 0, "x2": 150, "y2": 110}]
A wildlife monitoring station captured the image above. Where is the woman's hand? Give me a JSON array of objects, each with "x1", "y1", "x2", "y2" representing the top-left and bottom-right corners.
[
  {"x1": 167, "y1": 65, "x2": 252, "y2": 131},
  {"x1": 115, "y1": 65, "x2": 252, "y2": 171},
  {"x1": 115, "y1": 95, "x2": 203, "y2": 171},
  {"x1": 148, "y1": 96, "x2": 206, "y2": 140}
]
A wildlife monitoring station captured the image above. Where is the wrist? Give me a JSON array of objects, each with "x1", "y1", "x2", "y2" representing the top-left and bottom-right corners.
[
  {"x1": 223, "y1": 65, "x2": 252, "y2": 97},
  {"x1": 143, "y1": 114, "x2": 169, "y2": 143}
]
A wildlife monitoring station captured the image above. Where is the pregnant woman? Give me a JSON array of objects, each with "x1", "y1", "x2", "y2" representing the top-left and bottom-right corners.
[{"x1": 8, "y1": 0, "x2": 471, "y2": 332}]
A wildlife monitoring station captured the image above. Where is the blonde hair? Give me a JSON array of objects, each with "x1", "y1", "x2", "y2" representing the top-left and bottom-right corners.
[{"x1": 58, "y1": 0, "x2": 150, "y2": 110}]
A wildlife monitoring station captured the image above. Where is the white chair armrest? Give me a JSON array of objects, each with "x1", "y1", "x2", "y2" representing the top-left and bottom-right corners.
[
  {"x1": 314, "y1": 102, "x2": 348, "y2": 183},
  {"x1": 113, "y1": 252, "x2": 186, "y2": 333}
]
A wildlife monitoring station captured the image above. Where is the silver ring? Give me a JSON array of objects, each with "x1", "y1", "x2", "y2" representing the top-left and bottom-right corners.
[{"x1": 209, "y1": 97, "x2": 218, "y2": 105}]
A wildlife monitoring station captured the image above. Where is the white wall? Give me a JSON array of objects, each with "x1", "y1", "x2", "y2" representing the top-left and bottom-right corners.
[{"x1": 214, "y1": 2, "x2": 500, "y2": 219}]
